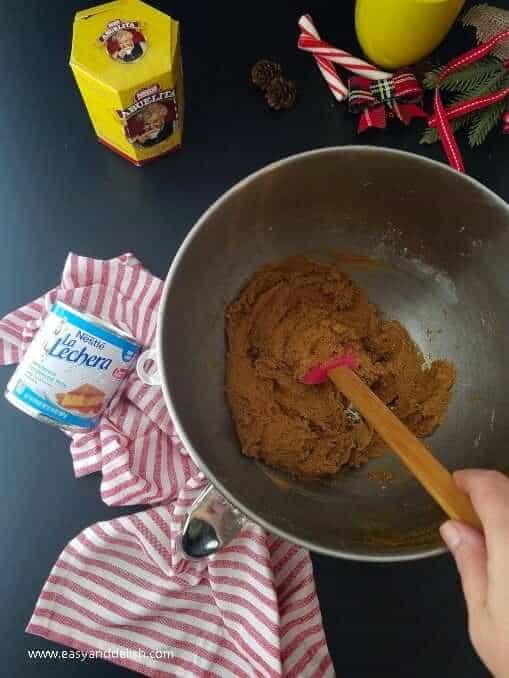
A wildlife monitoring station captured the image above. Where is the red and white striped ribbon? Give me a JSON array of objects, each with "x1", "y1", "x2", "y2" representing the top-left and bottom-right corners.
[
  {"x1": 0, "y1": 253, "x2": 333, "y2": 677},
  {"x1": 432, "y1": 28, "x2": 509, "y2": 172},
  {"x1": 297, "y1": 14, "x2": 391, "y2": 102}
]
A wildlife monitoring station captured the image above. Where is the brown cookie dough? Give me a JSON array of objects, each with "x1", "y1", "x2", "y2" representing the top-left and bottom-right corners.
[{"x1": 225, "y1": 259, "x2": 456, "y2": 478}]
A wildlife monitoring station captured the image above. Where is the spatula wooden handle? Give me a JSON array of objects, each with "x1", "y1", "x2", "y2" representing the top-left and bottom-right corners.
[{"x1": 329, "y1": 366, "x2": 482, "y2": 531}]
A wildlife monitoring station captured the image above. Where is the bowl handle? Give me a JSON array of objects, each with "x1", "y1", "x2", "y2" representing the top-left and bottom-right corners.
[
  {"x1": 136, "y1": 348, "x2": 161, "y2": 386},
  {"x1": 181, "y1": 484, "x2": 247, "y2": 559}
]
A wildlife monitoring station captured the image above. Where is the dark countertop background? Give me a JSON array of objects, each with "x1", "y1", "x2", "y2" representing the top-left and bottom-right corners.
[{"x1": 1, "y1": 0, "x2": 505, "y2": 675}]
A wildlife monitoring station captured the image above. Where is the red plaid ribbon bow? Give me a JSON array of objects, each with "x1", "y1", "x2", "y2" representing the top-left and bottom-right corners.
[
  {"x1": 428, "y1": 29, "x2": 509, "y2": 172},
  {"x1": 348, "y1": 70, "x2": 427, "y2": 133}
]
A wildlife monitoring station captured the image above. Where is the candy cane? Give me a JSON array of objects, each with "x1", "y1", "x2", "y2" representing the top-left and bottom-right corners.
[{"x1": 297, "y1": 14, "x2": 392, "y2": 102}]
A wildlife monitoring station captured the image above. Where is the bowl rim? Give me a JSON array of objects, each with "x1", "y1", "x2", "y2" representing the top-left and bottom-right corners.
[{"x1": 157, "y1": 145, "x2": 507, "y2": 562}]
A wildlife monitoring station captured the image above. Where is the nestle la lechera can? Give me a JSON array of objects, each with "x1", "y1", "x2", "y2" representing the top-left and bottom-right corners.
[{"x1": 5, "y1": 302, "x2": 141, "y2": 431}]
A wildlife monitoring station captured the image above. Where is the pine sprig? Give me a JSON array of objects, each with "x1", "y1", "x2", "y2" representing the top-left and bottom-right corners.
[
  {"x1": 420, "y1": 61, "x2": 509, "y2": 147},
  {"x1": 468, "y1": 99, "x2": 509, "y2": 147},
  {"x1": 460, "y1": 67, "x2": 507, "y2": 100},
  {"x1": 420, "y1": 114, "x2": 474, "y2": 145},
  {"x1": 423, "y1": 56, "x2": 505, "y2": 94},
  {"x1": 467, "y1": 71, "x2": 509, "y2": 146}
]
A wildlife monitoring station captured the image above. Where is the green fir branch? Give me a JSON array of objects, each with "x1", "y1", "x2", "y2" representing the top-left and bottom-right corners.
[
  {"x1": 460, "y1": 68, "x2": 506, "y2": 100},
  {"x1": 420, "y1": 69, "x2": 509, "y2": 146},
  {"x1": 442, "y1": 69, "x2": 506, "y2": 108},
  {"x1": 468, "y1": 99, "x2": 507, "y2": 147},
  {"x1": 423, "y1": 56, "x2": 505, "y2": 94},
  {"x1": 467, "y1": 71, "x2": 509, "y2": 147},
  {"x1": 420, "y1": 114, "x2": 473, "y2": 145}
]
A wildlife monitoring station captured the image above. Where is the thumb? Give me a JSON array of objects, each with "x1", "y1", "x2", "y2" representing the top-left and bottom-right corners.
[{"x1": 440, "y1": 520, "x2": 488, "y2": 616}]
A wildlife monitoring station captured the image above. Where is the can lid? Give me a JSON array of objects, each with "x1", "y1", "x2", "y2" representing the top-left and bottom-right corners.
[{"x1": 70, "y1": 0, "x2": 179, "y2": 94}]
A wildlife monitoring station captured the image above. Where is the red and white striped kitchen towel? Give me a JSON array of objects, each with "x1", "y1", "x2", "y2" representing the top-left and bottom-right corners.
[{"x1": 0, "y1": 253, "x2": 334, "y2": 677}]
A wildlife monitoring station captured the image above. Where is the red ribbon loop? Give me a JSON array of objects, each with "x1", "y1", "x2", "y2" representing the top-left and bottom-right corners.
[{"x1": 348, "y1": 70, "x2": 427, "y2": 133}]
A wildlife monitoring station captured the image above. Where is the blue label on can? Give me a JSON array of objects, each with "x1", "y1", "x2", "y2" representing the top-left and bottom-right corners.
[
  {"x1": 12, "y1": 380, "x2": 99, "y2": 429},
  {"x1": 52, "y1": 303, "x2": 140, "y2": 356}
]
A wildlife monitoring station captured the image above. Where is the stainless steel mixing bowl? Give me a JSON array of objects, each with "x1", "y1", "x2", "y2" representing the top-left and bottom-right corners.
[{"x1": 157, "y1": 147, "x2": 509, "y2": 561}]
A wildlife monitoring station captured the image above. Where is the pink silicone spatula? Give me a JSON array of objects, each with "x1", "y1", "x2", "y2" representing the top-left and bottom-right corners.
[{"x1": 303, "y1": 349, "x2": 481, "y2": 530}]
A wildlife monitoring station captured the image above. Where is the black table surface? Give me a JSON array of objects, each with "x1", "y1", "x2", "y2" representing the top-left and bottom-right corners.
[{"x1": 1, "y1": 0, "x2": 506, "y2": 676}]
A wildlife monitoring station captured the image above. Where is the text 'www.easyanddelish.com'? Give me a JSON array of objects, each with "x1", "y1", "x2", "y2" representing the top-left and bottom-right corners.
[{"x1": 27, "y1": 647, "x2": 174, "y2": 662}]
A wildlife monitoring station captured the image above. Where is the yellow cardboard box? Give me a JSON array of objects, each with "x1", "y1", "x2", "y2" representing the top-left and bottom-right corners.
[{"x1": 70, "y1": 0, "x2": 183, "y2": 165}]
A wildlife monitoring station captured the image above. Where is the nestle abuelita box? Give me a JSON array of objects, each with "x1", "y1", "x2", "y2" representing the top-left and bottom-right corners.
[{"x1": 70, "y1": 0, "x2": 183, "y2": 165}]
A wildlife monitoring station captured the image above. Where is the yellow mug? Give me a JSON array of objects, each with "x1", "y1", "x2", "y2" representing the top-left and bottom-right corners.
[{"x1": 355, "y1": 0, "x2": 466, "y2": 69}]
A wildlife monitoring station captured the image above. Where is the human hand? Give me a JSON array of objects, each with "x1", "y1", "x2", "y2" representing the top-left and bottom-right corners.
[{"x1": 440, "y1": 470, "x2": 509, "y2": 678}]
